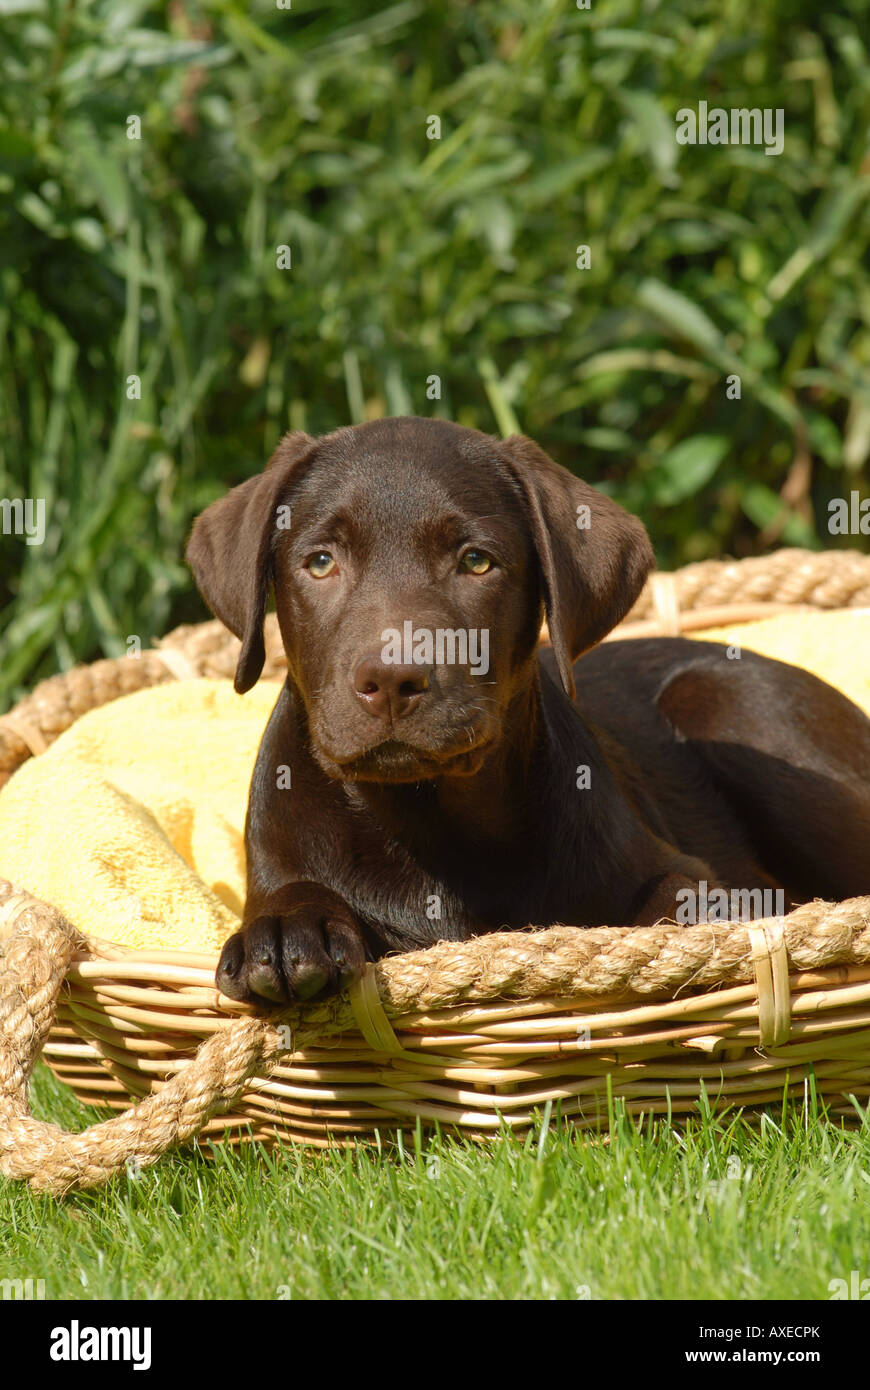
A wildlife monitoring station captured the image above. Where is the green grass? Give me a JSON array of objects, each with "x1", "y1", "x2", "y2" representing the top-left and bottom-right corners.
[{"x1": 3, "y1": 1064, "x2": 869, "y2": 1300}]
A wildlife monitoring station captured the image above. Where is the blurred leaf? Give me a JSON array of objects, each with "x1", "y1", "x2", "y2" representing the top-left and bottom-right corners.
[
  {"x1": 615, "y1": 89, "x2": 678, "y2": 177},
  {"x1": 636, "y1": 279, "x2": 724, "y2": 355},
  {"x1": 648, "y1": 434, "x2": 730, "y2": 505},
  {"x1": 740, "y1": 484, "x2": 817, "y2": 545}
]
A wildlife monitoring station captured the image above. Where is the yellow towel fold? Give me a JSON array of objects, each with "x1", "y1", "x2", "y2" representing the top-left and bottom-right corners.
[
  {"x1": 0, "y1": 678, "x2": 280, "y2": 951},
  {"x1": 0, "y1": 609, "x2": 867, "y2": 953}
]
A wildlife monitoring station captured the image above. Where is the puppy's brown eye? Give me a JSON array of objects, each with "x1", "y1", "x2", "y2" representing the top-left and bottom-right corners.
[
  {"x1": 459, "y1": 549, "x2": 493, "y2": 575},
  {"x1": 307, "y1": 551, "x2": 336, "y2": 578}
]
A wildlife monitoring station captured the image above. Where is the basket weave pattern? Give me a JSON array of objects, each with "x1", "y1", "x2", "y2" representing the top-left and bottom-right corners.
[{"x1": 1, "y1": 547, "x2": 870, "y2": 1195}]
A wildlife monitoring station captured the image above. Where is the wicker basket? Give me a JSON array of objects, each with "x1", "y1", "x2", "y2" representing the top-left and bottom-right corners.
[{"x1": 1, "y1": 547, "x2": 870, "y2": 1195}]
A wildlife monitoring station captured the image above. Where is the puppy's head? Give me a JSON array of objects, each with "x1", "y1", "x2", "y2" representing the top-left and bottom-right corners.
[{"x1": 187, "y1": 418, "x2": 653, "y2": 782}]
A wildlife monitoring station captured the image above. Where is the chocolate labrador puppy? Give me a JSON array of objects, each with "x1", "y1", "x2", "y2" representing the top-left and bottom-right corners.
[{"x1": 187, "y1": 417, "x2": 870, "y2": 1006}]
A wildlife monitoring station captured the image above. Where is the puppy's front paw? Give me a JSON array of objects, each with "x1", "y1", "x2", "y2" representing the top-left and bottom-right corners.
[{"x1": 216, "y1": 882, "x2": 366, "y2": 1007}]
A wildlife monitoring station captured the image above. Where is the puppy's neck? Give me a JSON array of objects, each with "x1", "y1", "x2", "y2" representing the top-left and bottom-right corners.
[{"x1": 422, "y1": 673, "x2": 543, "y2": 838}]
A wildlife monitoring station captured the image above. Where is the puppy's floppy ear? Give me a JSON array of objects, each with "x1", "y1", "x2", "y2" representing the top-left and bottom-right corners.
[
  {"x1": 500, "y1": 434, "x2": 655, "y2": 699},
  {"x1": 186, "y1": 431, "x2": 318, "y2": 693}
]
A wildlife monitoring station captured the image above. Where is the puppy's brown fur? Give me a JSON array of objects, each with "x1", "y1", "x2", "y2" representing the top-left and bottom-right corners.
[{"x1": 187, "y1": 418, "x2": 870, "y2": 1006}]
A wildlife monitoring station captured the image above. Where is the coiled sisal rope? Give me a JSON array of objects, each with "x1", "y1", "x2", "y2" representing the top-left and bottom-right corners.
[
  {"x1": 0, "y1": 882, "x2": 283, "y2": 1193},
  {"x1": 2, "y1": 877, "x2": 870, "y2": 1195}
]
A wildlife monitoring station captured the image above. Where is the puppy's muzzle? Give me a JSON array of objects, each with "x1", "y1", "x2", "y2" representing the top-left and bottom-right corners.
[{"x1": 352, "y1": 654, "x2": 432, "y2": 723}]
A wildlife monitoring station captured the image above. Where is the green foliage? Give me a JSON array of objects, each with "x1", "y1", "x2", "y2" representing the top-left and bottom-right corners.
[{"x1": 1, "y1": 0, "x2": 869, "y2": 706}]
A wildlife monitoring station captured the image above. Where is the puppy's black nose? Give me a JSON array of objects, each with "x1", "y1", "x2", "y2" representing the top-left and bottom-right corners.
[{"x1": 352, "y1": 656, "x2": 431, "y2": 722}]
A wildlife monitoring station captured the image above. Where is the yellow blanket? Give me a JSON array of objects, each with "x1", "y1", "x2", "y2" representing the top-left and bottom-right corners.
[{"x1": 1, "y1": 609, "x2": 868, "y2": 953}]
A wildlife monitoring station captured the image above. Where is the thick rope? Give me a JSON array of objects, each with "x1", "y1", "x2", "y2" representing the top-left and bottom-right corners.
[
  {"x1": 368, "y1": 898, "x2": 870, "y2": 1016},
  {"x1": 0, "y1": 883, "x2": 287, "y2": 1195},
  {"x1": 2, "y1": 877, "x2": 870, "y2": 1193},
  {"x1": 626, "y1": 548, "x2": 870, "y2": 622}
]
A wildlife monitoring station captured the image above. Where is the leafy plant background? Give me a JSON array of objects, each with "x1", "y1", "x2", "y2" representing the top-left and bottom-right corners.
[{"x1": 1, "y1": 0, "x2": 868, "y2": 708}]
